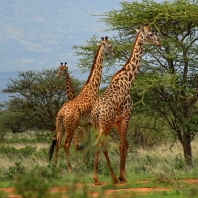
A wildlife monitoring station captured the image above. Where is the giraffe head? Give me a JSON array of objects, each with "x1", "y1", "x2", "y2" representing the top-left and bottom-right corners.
[
  {"x1": 97, "y1": 37, "x2": 115, "y2": 56},
  {"x1": 136, "y1": 24, "x2": 161, "y2": 47},
  {"x1": 56, "y1": 62, "x2": 68, "y2": 77}
]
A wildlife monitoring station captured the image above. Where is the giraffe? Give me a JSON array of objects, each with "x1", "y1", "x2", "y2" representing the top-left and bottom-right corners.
[
  {"x1": 56, "y1": 62, "x2": 76, "y2": 101},
  {"x1": 56, "y1": 62, "x2": 86, "y2": 162},
  {"x1": 50, "y1": 37, "x2": 115, "y2": 172},
  {"x1": 90, "y1": 24, "x2": 161, "y2": 185}
]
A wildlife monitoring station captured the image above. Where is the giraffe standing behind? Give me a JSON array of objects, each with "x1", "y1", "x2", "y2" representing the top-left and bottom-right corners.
[
  {"x1": 50, "y1": 37, "x2": 115, "y2": 172},
  {"x1": 56, "y1": 62, "x2": 87, "y2": 162},
  {"x1": 56, "y1": 62, "x2": 76, "y2": 101},
  {"x1": 90, "y1": 25, "x2": 161, "y2": 185}
]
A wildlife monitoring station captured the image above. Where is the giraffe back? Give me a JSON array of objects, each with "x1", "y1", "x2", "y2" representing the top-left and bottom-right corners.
[{"x1": 91, "y1": 24, "x2": 160, "y2": 132}]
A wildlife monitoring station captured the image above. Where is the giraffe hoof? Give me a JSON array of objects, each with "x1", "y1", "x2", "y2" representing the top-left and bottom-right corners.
[
  {"x1": 95, "y1": 182, "x2": 101, "y2": 185},
  {"x1": 68, "y1": 168, "x2": 72, "y2": 173},
  {"x1": 113, "y1": 179, "x2": 119, "y2": 184},
  {"x1": 118, "y1": 176, "x2": 127, "y2": 183},
  {"x1": 118, "y1": 181, "x2": 126, "y2": 184}
]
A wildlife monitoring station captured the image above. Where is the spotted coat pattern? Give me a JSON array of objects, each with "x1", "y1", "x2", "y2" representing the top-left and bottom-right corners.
[
  {"x1": 90, "y1": 25, "x2": 161, "y2": 185},
  {"x1": 56, "y1": 62, "x2": 87, "y2": 162},
  {"x1": 54, "y1": 37, "x2": 115, "y2": 172}
]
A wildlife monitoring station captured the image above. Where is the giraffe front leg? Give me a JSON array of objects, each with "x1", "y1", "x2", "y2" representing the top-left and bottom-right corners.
[
  {"x1": 114, "y1": 118, "x2": 129, "y2": 183},
  {"x1": 117, "y1": 99, "x2": 132, "y2": 182},
  {"x1": 119, "y1": 137, "x2": 129, "y2": 183},
  {"x1": 93, "y1": 151, "x2": 101, "y2": 185}
]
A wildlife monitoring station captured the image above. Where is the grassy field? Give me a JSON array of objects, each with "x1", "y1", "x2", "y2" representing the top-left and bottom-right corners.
[{"x1": 0, "y1": 131, "x2": 197, "y2": 197}]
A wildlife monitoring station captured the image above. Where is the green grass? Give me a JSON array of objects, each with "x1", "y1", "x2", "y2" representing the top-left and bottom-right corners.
[{"x1": 0, "y1": 131, "x2": 198, "y2": 197}]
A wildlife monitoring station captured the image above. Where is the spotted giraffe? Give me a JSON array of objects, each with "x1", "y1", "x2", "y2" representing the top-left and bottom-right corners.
[
  {"x1": 50, "y1": 37, "x2": 115, "y2": 172},
  {"x1": 56, "y1": 62, "x2": 87, "y2": 162},
  {"x1": 56, "y1": 62, "x2": 76, "y2": 101},
  {"x1": 90, "y1": 24, "x2": 161, "y2": 185}
]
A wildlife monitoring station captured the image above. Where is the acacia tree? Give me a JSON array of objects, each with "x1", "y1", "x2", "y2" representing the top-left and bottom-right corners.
[
  {"x1": 73, "y1": 0, "x2": 198, "y2": 166},
  {"x1": 2, "y1": 68, "x2": 82, "y2": 132}
]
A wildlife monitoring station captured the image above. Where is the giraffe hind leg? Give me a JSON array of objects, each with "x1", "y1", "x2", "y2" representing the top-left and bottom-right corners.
[
  {"x1": 64, "y1": 131, "x2": 74, "y2": 172},
  {"x1": 54, "y1": 117, "x2": 65, "y2": 165},
  {"x1": 77, "y1": 126, "x2": 86, "y2": 164}
]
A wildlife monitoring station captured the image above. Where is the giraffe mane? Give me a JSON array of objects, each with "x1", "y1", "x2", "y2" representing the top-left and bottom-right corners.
[
  {"x1": 81, "y1": 44, "x2": 102, "y2": 90},
  {"x1": 110, "y1": 30, "x2": 141, "y2": 83}
]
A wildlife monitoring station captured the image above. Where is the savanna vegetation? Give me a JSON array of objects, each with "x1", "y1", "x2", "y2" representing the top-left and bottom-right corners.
[
  {"x1": 0, "y1": 0, "x2": 198, "y2": 197},
  {"x1": 0, "y1": 131, "x2": 198, "y2": 197},
  {"x1": 1, "y1": 68, "x2": 82, "y2": 133}
]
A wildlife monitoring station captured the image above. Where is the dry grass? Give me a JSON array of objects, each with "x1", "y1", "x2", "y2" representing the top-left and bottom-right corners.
[{"x1": 0, "y1": 131, "x2": 198, "y2": 182}]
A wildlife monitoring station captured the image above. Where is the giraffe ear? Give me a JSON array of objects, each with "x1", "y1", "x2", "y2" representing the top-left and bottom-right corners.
[
  {"x1": 135, "y1": 28, "x2": 140, "y2": 33},
  {"x1": 96, "y1": 43, "x2": 100, "y2": 46}
]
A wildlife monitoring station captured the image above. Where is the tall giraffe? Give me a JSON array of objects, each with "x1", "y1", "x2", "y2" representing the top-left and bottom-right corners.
[
  {"x1": 50, "y1": 37, "x2": 115, "y2": 171},
  {"x1": 90, "y1": 25, "x2": 161, "y2": 185},
  {"x1": 56, "y1": 62, "x2": 86, "y2": 161}
]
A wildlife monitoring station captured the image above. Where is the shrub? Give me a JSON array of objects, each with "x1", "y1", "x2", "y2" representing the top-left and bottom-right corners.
[
  {"x1": 14, "y1": 167, "x2": 50, "y2": 198},
  {"x1": 2, "y1": 162, "x2": 25, "y2": 180}
]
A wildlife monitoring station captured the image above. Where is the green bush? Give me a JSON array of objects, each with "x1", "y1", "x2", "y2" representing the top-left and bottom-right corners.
[
  {"x1": 0, "y1": 146, "x2": 36, "y2": 157},
  {"x1": 18, "y1": 146, "x2": 36, "y2": 157},
  {"x1": 2, "y1": 162, "x2": 25, "y2": 180},
  {"x1": 14, "y1": 167, "x2": 50, "y2": 198}
]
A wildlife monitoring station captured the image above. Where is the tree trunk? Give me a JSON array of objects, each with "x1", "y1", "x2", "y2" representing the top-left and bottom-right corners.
[{"x1": 182, "y1": 141, "x2": 193, "y2": 167}]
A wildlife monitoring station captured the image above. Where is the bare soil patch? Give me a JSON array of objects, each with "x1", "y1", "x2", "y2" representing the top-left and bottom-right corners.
[
  {"x1": 183, "y1": 179, "x2": 198, "y2": 185},
  {"x1": 0, "y1": 179, "x2": 197, "y2": 198}
]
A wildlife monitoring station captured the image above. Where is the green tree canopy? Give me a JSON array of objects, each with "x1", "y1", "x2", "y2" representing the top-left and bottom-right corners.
[
  {"x1": 2, "y1": 68, "x2": 83, "y2": 132},
  {"x1": 73, "y1": 0, "x2": 198, "y2": 166}
]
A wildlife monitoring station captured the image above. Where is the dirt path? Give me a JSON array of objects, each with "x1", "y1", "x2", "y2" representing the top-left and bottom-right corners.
[{"x1": 0, "y1": 179, "x2": 197, "y2": 198}]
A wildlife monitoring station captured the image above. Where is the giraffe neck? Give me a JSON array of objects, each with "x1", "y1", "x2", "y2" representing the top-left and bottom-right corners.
[
  {"x1": 111, "y1": 32, "x2": 143, "y2": 87},
  {"x1": 64, "y1": 73, "x2": 76, "y2": 101},
  {"x1": 81, "y1": 44, "x2": 104, "y2": 96}
]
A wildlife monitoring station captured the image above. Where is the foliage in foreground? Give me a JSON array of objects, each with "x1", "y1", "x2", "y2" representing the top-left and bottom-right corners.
[{"x1": 0, "y1": 131, "x2": 198, "y2": 197}]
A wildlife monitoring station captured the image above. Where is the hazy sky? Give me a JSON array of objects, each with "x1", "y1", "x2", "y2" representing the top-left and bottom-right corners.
[
  {"x1": 0, "y1": 0, "x2": 123, "y2": 102},
  {"x1": 0, "y1": 0, "x2": 122, "y2": 73}
]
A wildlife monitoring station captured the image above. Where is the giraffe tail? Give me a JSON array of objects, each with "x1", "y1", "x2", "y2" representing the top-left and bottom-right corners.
[{"x1": 49, "y1": 139, "x2": 57, "y2": 161}]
